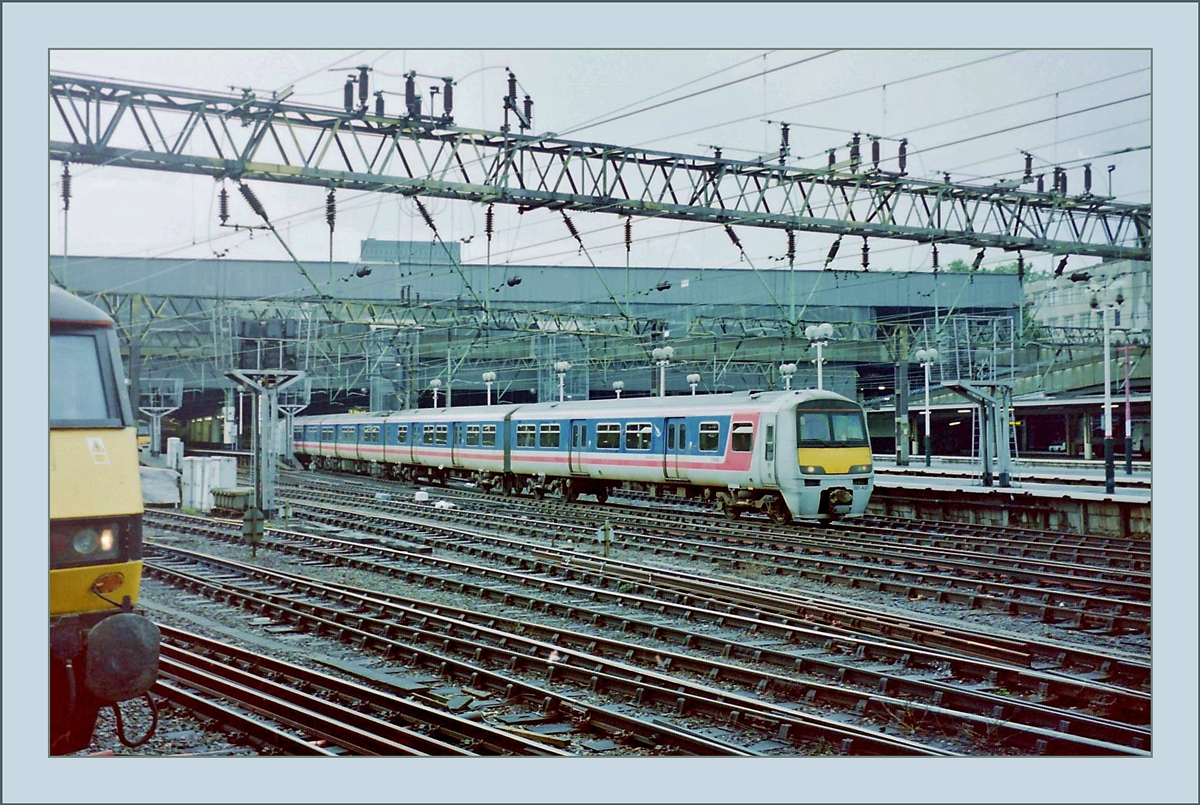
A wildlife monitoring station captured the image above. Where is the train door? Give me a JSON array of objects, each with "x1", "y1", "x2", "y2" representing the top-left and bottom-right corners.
[
  {"x1": 664, "y1": 417, "x2": 687, "y2": 480},
  {"x1": 451, "y1": 422, "x2": 466, "y2": 467},
  {"x1": 568, "y1": 420, "x2": 588, "y2": 473},
  {"x1": 760, "y1": 415, "x2": 778, "y2": 487}
]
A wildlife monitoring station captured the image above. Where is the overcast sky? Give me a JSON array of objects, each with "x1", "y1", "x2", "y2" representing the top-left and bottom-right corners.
[{"x1": 7, "y1": 4, "x2": 1200, "y2": 805}]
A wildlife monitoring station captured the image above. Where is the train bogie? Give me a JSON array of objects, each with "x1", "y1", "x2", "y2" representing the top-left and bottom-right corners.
[{"x1": 294, "y1": 389, "x2": 873, "y2": 522}]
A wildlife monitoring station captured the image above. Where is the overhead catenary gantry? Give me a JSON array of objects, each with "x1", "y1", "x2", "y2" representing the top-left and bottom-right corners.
[{"x1": 49, "y1": 72, "x2": 1150, "y2": 262}]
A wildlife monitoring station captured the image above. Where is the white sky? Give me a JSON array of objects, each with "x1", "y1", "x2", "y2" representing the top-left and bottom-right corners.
[{"x1": 6, "y1": 4, "x2": 1199, "y2": 805}]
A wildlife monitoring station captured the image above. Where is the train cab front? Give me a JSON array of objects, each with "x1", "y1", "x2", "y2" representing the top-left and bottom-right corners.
[{"x1": 794, "y1": 398, "x2": 874, "y2": 519}]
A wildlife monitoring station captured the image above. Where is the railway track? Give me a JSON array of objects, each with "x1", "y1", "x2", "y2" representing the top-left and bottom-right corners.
[
  {"x1": 274, "y1": 473, "x2": 1151, "y2": 634},
  {"x1": 144, "y1": 508, "x2": 1150, "y2": 755}
]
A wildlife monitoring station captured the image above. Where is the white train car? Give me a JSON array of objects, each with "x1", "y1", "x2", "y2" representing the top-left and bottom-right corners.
[{"x1": 294, "y1": 389, "x2": 873, "y2": 522}]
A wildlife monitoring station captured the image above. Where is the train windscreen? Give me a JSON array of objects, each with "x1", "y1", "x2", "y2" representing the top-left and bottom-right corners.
[
  {"x1": 796, "y1": 400, "x2": 869, "y2": 447},
  {"x1": 50, "y1": 333, "x2": 116, "y2": 424}
]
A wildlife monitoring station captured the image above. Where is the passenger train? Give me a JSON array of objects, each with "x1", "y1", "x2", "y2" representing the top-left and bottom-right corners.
[
  {"x1": 50, "y1": 285, "x2": 160, "y2": 754},
  {"x1": 294, "y1": 389, "x2": 874, "y2": 523}
]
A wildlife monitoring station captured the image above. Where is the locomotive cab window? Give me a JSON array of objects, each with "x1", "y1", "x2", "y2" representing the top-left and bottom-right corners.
[
  {"x1": 50, "y1": 333, "x2": 118, "y2": 426},
  {"x1": 482, "y1": 425, "x2": 497, "y2": 447},
  {"x1": 596, "y1": 423, "x2": 620, "y2": 449},
  {"x1": 731, "y1": 423, "x2": 755, "y2": 452},
  {"x1": 796, "y1": 400, "x2": 869, "y2": 447},
  {"x1": 698, "y1": 422, "x2": 720, "y2": 452}
]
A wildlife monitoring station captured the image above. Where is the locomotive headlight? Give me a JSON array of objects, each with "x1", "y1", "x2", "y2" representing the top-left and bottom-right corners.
[
  {"x1": 52, "y1": 521, "x2": 122, "y2": 566},
  {"x1": 849, "y1": 464, "x2": 873, "y2": 474},
  {"x1": 800, "y1": 465, "x2": 826, "y2": 475}
]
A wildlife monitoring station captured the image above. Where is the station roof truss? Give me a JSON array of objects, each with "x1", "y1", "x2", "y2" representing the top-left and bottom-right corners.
[{"x1": 50, "y1": 73, "x2": 1150, "y2": 262}]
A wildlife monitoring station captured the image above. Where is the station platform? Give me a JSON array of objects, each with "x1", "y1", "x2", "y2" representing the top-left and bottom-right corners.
[{"x1": 867, "y1": 456, "x2": 1150, "y2": 540}]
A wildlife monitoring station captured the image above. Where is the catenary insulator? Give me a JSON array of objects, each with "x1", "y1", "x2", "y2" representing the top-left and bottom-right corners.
[
  {"x1": 325, "y1": 190, "x2": 336, "y2": 231},
  {"x1": 828, "y1": 149, "x2": 836, "y2": 169},
  {"x1": 523, "y1": 95, "x2": 533, "y2": 128},
  {"x1": 724, "y1": 225, "x2": 742, "y2": 251},
  {"x1": 861, "y1": 237, "x2": 870, "y2": 270},
  {"x1": 931, "y1": 244, "x2": 939, "y2": 274},
  {"x1": 1023, "y1": 152, "x2": 1033, "y2": 182},
  {"x1": 485, "y1": 204, "x2": 495, "y2": 240},
  {"x1": 1016, "y1": 252, "x2": 1025, "y2": 282},
  {"x1": 624, "y1": 218, "x2": 632, "y2": 251},
  {"x1": 827, "y1": 237, "x2": 841, "y2": 263},
  {"x1": 1059, "y1": 169, "x2": 1067, "y2": 195},
  {"x1": 1036, "y1": 174, "x2": 1045, "y2": 193},
  {"x1": 61, "y1": 164, "x2": 72, "y2": 211},
  {"x1": 415, "y1": 199, "x2": 436, "y2": 232},
  {"x1": 1083, "y1": 163, "x2": 1092, "y2": 193},
  {"x1": 972, "y1": 249, "x2": 985, "y2": 271},
  {"x1": 442, "y1": 79, "x2": 454, "y2": 115},
  {"x1": 779, "y1": 123, "x2": 790, "y2": 165},
  {"x1": 786, "y1": 230, "x2": 796, "y2": 262},
  {"x1": 562, "y1": 213, "x2": 581, "y2": 242},
  {"x1": 405, "y1": 72, "x2": 417, "y2": 115},
  {"x1": 344, "y1": 78, "x2": 355, "y2": 113},
  {"x1": 218, "y1": 186, "x2": 229, "y2": 225},
  {"x1": 871, "y1": 137, "x2": 880, "y2": 170},
  {"x1": 358, "y1": 67, "x2": 369, "y2": 106},
  {"x1": 943, "y1": 172, "x2": 951, "y2": 184},
  {"x1": 374, "y1": 92, "x2": 385, "y2": 117},
  {"x1": 238, "y1": 183, "x2": 268, "y2": 222},
  {"x1": 507, "y1": 71, "x2": 517, "y2": 102},
  {"x1": 898, "y1": 139, "x2": 908, "y2": 174},
  {"x1": 849, "y1": 134, "x2": 861, "y2": 172}
]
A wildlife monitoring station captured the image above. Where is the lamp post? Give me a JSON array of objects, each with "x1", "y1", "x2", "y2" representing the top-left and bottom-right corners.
[
  {"x1": 804, "y1": 323, "x2": 833, "y2": 390},
  {"x1": 651, "y1": 346, "x2": 674, "y2": 397},
  {"x1": 554, "y1": 361, "x2": 571, "y2": 402},
  {"x1": 482, "y1": 371, "x2": 496, "y2": 406},
  {"x1": 1082, "y1": 277, "x2": 1125, "y2": 494},
  {"x1": 914, "y1": 348, "x2": 938, "y2": 467},
  {"x1": 687, "y1": 373, "x2": 701, "y2": 395},
  {"x1": 612, "y1": 380, "x2": 624, "y2": 399},
  {"x1": 429, "y1": 378, "x2": 441, "y2": 409},
  {"x1": 779, "y1": 363, "x2": 797, "y2": 391}
]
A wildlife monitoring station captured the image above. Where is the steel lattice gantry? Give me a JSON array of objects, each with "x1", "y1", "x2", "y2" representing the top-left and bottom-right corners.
[{"x1": 49, "y1": 73, "x2": 1150, "y2": 261}]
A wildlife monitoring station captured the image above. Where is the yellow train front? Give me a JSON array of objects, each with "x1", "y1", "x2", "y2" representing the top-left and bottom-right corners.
[{"x1": 50, "y1": 285, "x2": 159, "y2": 754}]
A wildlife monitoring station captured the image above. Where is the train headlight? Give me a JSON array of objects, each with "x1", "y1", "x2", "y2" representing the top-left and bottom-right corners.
[
  {"x1": 800, "y1": 465, "x2": 826, "y2": 475},
  {"x1": 52, "y1": 521, "x2": 122, "y2": 566},
  {"x1": 848, "y1": 464, "x2": 873, "y2": 474}
]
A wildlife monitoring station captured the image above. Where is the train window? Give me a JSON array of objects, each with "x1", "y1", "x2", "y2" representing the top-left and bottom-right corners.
[
  {"x1": 293, "y1": 426, "x2": 304, "y2": 441},
  {"x1": 539, "y1": 423, "x2": 560, "y2": 448},
  {"x1": 765, "y1": 424, "x2": 775, "y2": 461},
  {"x1": 678, "y1": 423, "x2": 686, "y2": 448},
  {"x1": 596, "y1": 423, "x2": 620, "y2": 449},
  {"x1": 482, "y1": 425, "x2": 497, "y2": 447},
  {"x1": 517, "y1": 424, "x2": 536, "y2": 447},
  {"x1": 436, "y1": 425, "x2": 448, "y2": 445},
  {"x1": 321, "y1": 426, "x2": 335, "y2": 441},
  {"x1": 699, "y1": 422, "x2": 720, "y2": 451},
  {"x1": 364, "y1": 425, "x2": 381, "y2": 444},
  {"x1": 731, "y1": 423, "x2": 754, "y2": 452},
  {"x1": 797, "y1": 401, "x2": 869, "y2": 447},
  {"x1": 423, "y1": 425, "x2": 435, "y2": 445},
  {"x1": 340, "y1": 425, "x2": 356, "y2": 441},
  {"x1": 466, "y1": 425, "x2": 480, "y2": 446},
  {"x1": 667, "y1": 424, "x2": 676, "y2": 450},
  {"x1": 625, "y1": 422, "x2": 652, "y2": 451},
  {"x1": 396, "y1": 425, "x2": 408, "y2": 443},
  {"x1": 50, "y1": 334, "x2": 114, "y2": 423}
]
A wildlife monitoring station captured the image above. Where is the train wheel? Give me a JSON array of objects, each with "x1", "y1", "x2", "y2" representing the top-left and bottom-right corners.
[
  {"x1": 766, "y1": 497, "x2": 792, "y2": 525},
  {"x1": 717, "y1": 493, "x2": 740, "y2": 520},
  {"x1": 594, "y1": 486, "x2": 609, "y2": 504}
]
